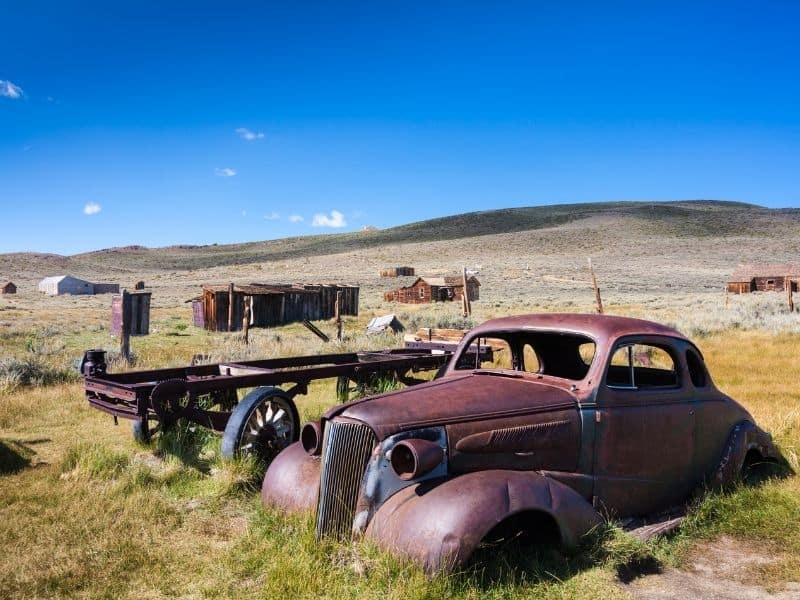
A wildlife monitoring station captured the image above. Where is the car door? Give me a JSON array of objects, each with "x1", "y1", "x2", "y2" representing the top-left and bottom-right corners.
[{"x1": 593, "y1": 336, "x2": 695, "y2": 517}]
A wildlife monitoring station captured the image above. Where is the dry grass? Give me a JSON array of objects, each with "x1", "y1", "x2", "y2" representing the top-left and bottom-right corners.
[{"x1": 1, "y1": 325, "x2": 798, "y2": 598}]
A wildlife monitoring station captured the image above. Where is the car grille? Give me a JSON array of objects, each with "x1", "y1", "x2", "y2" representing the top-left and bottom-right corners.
[{"x1": 315, "y1": 420, "x2": 377, "y2": 539}]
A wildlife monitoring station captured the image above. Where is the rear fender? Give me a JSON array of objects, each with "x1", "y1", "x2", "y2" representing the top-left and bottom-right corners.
[
  {"x1": 261, "y1": 442, "x2": 320, "y2": 513},
  {"x1": 713, "y1": 420, "x2": 784, "y2": 488},
  {"x1": 363, "y1": 469, "x2": 602, "y2": 574}
]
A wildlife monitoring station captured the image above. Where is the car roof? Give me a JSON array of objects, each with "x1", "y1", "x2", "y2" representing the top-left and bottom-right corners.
[{"x1": 467, "y1": 313, "x2": 690, "y2": 344}]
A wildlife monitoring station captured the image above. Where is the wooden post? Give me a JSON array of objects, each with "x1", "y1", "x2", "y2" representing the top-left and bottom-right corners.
[
  {"x1": 335, "y1": 291, "x2": 343, "y2": 341},
  {"x1": 242, "y1": 296, "x2": 251, "y2": 344},
  {"x1": 589, "y1": 258, "x2": 604, "y2": 314},
  {"x1": 120, "y1": 289, "x2": 131, "y2": 364},
  {"x1": 462, "y1": 266, "x2": 472, "y2": 317},
  {"x1": 227, "y1": 282, "x2": 235, "y2": 332},
  {"x1": 788, "y1": 276, "x2": 795, "y2": 313}
]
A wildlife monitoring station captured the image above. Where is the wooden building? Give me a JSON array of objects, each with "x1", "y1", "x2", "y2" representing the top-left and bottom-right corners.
[
  {"x1": 385, "y1": 275, "x2": 480, "y2": 304},
  {"x1": 111, "y1": 291, "x2": 151, "y2": 336},
  {"x1": 1, "y1": 281, "x2": 16, "y2": 294},
  {"x1": 380, "y1": 266, "x2": 415, "y2": 278},
  {"x1": 727, "y1": 264, "x2": 800, "y2": 294},
  {"x1": 200, "y1": 283, "x2": 359, "y2": 332}
]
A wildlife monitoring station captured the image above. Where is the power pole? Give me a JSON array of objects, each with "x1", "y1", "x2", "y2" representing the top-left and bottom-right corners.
[{"x1": 589, "y1": 258, "x2": 604, "y2": 314}]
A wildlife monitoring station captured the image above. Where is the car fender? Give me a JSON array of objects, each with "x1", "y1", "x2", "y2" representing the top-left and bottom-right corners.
[
  {"x1": 261, "y1": 442, "x2": 320, "y2": 513},
  {"x1": 713, "y1": 420, "x2": 784, "y2": 488},
  {"x1": 363, "y1": 469, "x2": 602, "y2": 574}
]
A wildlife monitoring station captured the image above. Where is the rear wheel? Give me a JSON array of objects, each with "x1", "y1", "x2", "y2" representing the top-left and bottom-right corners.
[{"x1": 221, "y1": 387, "x2": 300, "y2": 465}]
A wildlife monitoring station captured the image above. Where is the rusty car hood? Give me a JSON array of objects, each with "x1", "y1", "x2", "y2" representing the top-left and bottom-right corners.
[{"x1": 329, "y1": 372, "x2": 578, "y2": 439}]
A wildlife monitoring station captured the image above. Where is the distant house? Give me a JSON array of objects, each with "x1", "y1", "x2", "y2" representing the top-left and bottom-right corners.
[
  {"x1": 1, "y1": 281, "x2": 16, "y2": 294},
  {"x1": 37, "y1": 276, "x2": 119, "y2": 296},
  {"x1": 385, "y1": 275, "x2": 480, "y2": 304},
  {"x1": 380, "y1": 266, "x2": 415, "y2": 278},
  {"x1": 727, "y1": 264, "x2": 800, "y2": 294},
  {"x1": 38, "y1": 275, "x2": 94, "y2": 296}
]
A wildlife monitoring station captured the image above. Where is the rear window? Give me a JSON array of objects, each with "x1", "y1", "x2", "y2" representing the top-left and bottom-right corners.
[{"x1": 455, "y1": 330, "x2": 596, "y2": 381}]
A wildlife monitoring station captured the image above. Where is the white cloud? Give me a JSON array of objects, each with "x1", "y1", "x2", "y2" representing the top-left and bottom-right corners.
[
  {"x1": 312, "y1": 210, "x2": 347, "y2": 228},
  {"x1": 236, "y1": 127, "x2": 264, "y2": 141},
  {"x1": 264, "y1": 212, "x2": 280, "y2": 220},
  {"x1": 83, "y1": 202, "x2": 102, "y2": 216},
  {"x1": 288, "y1": 214, "x2": 304, "y2": 223},
  {"x1": 0, "y1": 80, "x2": 23, "y2": 99},
  {"x1": 215, "y1": 167, "x2": 236, "y2": 177}
]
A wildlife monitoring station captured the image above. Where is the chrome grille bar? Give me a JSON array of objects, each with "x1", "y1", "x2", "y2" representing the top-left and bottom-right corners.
[{"x1": 316, "y1": 420, "x2": 377, "y2": 539}]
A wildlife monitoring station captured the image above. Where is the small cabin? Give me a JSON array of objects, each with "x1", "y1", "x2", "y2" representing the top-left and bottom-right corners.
[
  {"x1": 727, "y1": 264, "x2": 800, "y2": 294},
  {"x1": 380, "y1": 266, "x2": 415, "y2": 278},
  {"x1": 385, "y1": 275, "x2": 480, "y2": 304},
  {"x1": 0, "y1": 281, "x2": 16, "y2": 294}
]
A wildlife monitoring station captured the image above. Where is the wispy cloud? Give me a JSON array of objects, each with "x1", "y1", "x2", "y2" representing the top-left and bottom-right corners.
[
  {"x1": 288, "y1": 214, "x2": 304, "y2": 223},
  {"x1": 312, "y1": 210, "x2": 347, "y2": 228},
  {"x1": 83, "y1": 202, "x2": 102, "y2": 216},
  {"x1": 264, "y1": 212, "x2": 280, "y2": 220},
  {"x1": 0, "y1": 80, "x2": 23, "y2": 99},
  {"x1": 241, "y1": 210, "x2": 247, "y2": 217},
  {"x1": 214, "y1": 167, "x2": 236, "y2": 177},
  {"x1": 236, "y1": 127, "x2": 264, "y2": 141}
]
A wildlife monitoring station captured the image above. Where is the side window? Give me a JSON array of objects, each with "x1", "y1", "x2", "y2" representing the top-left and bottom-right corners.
[
  {"x1": 606, "y1": 343, "x2": 678, "y2": 389},
  {"x1": 455, "y1": 338, "x2": 512, "y2": 370},
  {"x1": 686, "y1": 349, "x2": 707, "y2": 388},
  {"x1": 522, "y1": 344, "x2": 540, "y2": 373}
]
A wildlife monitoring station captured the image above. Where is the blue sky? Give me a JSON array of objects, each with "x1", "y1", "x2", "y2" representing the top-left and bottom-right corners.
[{"x1": 1, "y1": 1, "x2": 799, "y2": 254}]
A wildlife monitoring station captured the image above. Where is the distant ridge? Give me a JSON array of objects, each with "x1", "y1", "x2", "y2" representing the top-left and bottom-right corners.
[{"x1": 2, "y1": 200, "x2": 797, "y2": 273}]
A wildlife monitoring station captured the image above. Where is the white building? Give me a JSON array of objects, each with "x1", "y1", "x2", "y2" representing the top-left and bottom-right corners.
[{"x1": 38, "y1": 275, "x2": 95, "y2": 296}]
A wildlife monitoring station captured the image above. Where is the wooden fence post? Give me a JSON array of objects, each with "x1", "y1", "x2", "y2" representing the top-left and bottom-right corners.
[
  {"x1": 462, "y1": 266, "x2": 472, "y2": 317},
  {"x1": 335, "y1": 291, "x2": 343, "y2": 341},
  {"x1": 242, "y1": 296, "x2": 251, "y2": 344},
  {"x1": 120, "y1": 289, "x2": 131, "y2": 364},
  {"x1": 788, "y1": 276, "x2": 795, "y2": 313},
  {"x1": 589, "y1": 258, "x2": 604, "y2": 314},
  {"x1": 227, "y1": 282, "x2": 235, "y2": 332}
]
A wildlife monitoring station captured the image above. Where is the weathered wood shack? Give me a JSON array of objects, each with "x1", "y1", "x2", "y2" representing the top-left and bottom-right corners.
[
  {"x1": 385, "y1": 275, "x2": 480, "y2": 304},
  {"x1": 1, "y1": 281, "x2": 16, "y2": 294},
  {"x1": 380, "y1": 266, "x2": 415, "y2": 277},
  {"x1": 200, "y1": 283, "x2": 359, "y2": 331},
  {"x1": 93, "y1": 283, "x2": 121, "y2": 294},
  {"x1": 111, "y1": 291, "x2": 151, "y2": 336},
  {"x1": 727, "y1": 264, "x2": 800, "y2": 294}
]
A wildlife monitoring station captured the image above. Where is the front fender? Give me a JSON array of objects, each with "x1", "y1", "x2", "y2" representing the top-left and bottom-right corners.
[
  {"x1": 261, "y1": 442, "x2": 320, "y2": 513},
  {"x1": 364, "y1": 469, "x2": 602, "y2": 574}
]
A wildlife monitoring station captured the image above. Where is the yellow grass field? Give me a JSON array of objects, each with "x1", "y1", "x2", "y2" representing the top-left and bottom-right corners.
[{"x1": 1, "y1": 315, "x2": 798, "y2": 599}]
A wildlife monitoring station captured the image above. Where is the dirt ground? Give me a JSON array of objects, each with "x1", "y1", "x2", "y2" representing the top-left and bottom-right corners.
[{"x1": 626, "y1": 537, "x2": 800, "y2": 599}]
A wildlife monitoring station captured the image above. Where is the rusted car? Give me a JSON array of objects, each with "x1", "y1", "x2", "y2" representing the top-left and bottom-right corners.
[{"x1": 261, "y1": 314, "x2": 782, "y2": 573}]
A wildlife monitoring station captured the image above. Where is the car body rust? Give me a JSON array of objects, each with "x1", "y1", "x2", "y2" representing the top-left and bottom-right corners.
[{"x1": 262, "y1": 313, "x2": 784, "y2": 573}]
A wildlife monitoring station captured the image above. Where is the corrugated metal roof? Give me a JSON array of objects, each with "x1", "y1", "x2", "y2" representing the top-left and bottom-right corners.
[{"x1": 729, "y1": 264, "x2": 800, "y2": 281}]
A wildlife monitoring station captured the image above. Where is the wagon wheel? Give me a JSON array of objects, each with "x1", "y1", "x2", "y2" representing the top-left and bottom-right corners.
[
  {"x1": 220, "y1": 387, "x2": 300, "y2": 465},
  {"x1": 149, "y1": 378, "x2": 192, "y2": 429},
  {"x1": 131, "y1": 414, "x2": 161, "y2": 444}
]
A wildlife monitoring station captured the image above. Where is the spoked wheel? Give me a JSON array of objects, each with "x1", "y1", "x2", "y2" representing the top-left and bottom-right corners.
[
  {"x1": 131, "y1": 414, "x2": 161, "y2": 444},
  {"x1": 221, "y1": 387, "x2": 300, "y2": 465}
]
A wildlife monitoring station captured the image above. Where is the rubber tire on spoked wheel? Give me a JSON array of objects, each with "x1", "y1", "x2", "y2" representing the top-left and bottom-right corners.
[{"x1": 220, "y1": 387, "x2": 300, "y2": 465}]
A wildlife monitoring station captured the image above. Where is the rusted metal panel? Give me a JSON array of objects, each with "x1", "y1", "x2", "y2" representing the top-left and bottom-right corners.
[
  {"x1": 261, "y1": 313, "x2": 784, "y2": 575},
  {"x1": 363, "y1": 470, "x2": 603, "y2": 573}
]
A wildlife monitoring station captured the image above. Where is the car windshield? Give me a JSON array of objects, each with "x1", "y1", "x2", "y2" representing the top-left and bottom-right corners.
[{"x1": 454, "y1": 330, "x2": 596, "y2": 381}]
